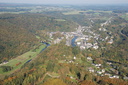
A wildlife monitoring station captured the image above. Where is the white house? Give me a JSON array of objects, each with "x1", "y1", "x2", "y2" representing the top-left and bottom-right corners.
[
  {"x1": 95, "y1": 64, "x2": 101, "y2": 67},
  {"x1": 108, "y1": 39, "x2": 113, "y2": 44},
  {"x1": 80, "y1": 46, "x2": 85, "y2": 50},
  {"x1": 109, "y1": 75, "x2": 119, "y2": 79},
  {"x1": 124, "y1": 77, "x2": 128, "y2": 80},
  {"x1": 77, "y1": 42, "x2": 81, "y2": 45},
  {"x1": 105, "y1": 73, "x2": 111, "y2": 76},
  {"x1": 73, "y1": 56, "x2": 76, "y2": 59},
  {"x1": 87, "y1": 57, "x2": 93, "y2": 61},
  {"x1": 93, "y1": 45, "x2": 99, "y2": 49},
  {"x1": 97, "y1": 71, "x2": 102, "y2": 74},
  {"x1": 88, "y1": 67, "x2": 95, "y2": 73},
  {"x1": 102, "y1": 69, "x2": 105, "y2": 73}
]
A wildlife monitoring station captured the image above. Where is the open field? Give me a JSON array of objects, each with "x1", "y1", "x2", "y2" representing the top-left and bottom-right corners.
[
  {"x1": 54, "y1": 19, "x2": 66, "y2": 21},
  {"x1": 0, "y1": 44, "x2": 46, "y2": 75},
  {"x1": 0, "y1": 11, "x2": 26, "y2": 14},
  {"x1": 62, "y1": 10, "x2": 112, "y2": 15},
  {"x1": 121, "y1": 14, "x2": 128, "y2": 20},
  {"x1": 36, "y1": 35, "x2": 41, "y2": 39},
  {"x1": 62, "y1": 11, "x2": 86, "y2": 15}
]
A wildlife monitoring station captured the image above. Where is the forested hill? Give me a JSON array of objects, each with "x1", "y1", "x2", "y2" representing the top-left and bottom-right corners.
[
  {"x1": 0, "y1": 14, "x2": 77, "y2": 62},
  {"x1": 0, "y1": 16, "x2": 37, "y2": 62},
  {"x1": 0, "y1": 14, "x2": 77, "y2": 32},
  {"x1": 1, "y1": 44, "x2": 128, "y2": 85}
]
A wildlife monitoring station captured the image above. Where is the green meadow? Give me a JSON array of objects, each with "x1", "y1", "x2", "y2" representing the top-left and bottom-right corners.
[
  {"x1": 54, "y1": 19, "x2": 66, "y2": 22},
  {"x1": 0, "y1": 44, "x2": 46, "y2": 75},
  {"x1": 62, "y1": 11, "x2": 86, "y2": 15}
]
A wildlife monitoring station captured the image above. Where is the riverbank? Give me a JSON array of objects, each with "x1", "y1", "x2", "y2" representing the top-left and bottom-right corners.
[
  {"x1": 0, "y1": 43, "x2": 47, "y2": 79},
  {"x1": 40, "y1": 42, "x2": 50, "y2": 53}
]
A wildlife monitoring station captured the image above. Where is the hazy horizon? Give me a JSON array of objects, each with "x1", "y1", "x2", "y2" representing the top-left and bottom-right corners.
[{"x1": 0, "y1": 0, "x2": 128, "y2": 5}]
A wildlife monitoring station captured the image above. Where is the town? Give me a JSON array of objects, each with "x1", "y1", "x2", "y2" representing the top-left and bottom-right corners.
[
  {"x1": 46, "y1": 18, "x2": 127, "y2": 80},
  {"x1": 48, "y1": 17, "x2": 114, "y2": 50}
]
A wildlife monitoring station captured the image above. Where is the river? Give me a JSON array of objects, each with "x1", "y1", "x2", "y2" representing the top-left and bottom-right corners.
[
  {"x1": 71, "y1": 36, "x2": 78, "y2": 47},
  {"x1": 41, "y1": 36, "x2": 77, "y2": 49},
  {"x1": 40, "y1": 42, "x2": 50, "y2": 53}
]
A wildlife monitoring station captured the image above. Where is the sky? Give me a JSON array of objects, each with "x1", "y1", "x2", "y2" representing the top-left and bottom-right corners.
[{"x1": 0, "y1": 0, "x2": 128, "y2": 5}]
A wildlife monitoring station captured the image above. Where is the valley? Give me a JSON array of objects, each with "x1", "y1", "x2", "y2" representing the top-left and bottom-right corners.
[{"x1": 0, "y1": 3, "x2": 128, "y2": 85}]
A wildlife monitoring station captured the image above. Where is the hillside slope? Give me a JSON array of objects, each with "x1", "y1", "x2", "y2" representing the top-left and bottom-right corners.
[{"x1": 0, "y1": 14, "x2": 77, "y2": 62}]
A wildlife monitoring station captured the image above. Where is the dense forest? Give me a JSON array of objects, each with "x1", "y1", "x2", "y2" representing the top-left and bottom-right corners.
[{"x1": 0, "y1": 15, "x2": 38, "y2": 62}]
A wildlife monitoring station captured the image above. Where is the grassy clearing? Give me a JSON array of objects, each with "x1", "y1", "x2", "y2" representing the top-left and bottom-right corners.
[
  {"x1": 54, "y1": 19, "x2": 66, "y2": 22},
  {"x1": 97, "y1": 11, "x2": 112, "y2": 13},
  {"x1": 36, "y1": 35, "x2": 40, "y2": 39},
  {"x1": 58, "y1": 60, "x2": 65, "y2": 63},
  {"x1": 0, "y1": 68, "x2": 3, "y2": 73},
  {"x1": 0, "y1": 11, "x2": 26, "y2": 14},
  {"x1": 62, "y1": 10, "x2": 112, "y2": 15},
  {"x1": 121, "y1": 14, "x2": 128, "y2": 20},
  {"x1": 63, "y1": 11, "x2": 86, "y2": 15},
  {"x1": 0, "y1": 44, "x2": 46, "y2": 75}
]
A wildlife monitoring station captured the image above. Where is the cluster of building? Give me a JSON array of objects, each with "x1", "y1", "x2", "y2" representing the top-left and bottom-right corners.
[
  {"x1": 86, "y1": 57, "x2": 120, "y2": 79},
  {"x1": 48, "y1": 25, "x2": 100, "y2": 49},
  {"x1": 48, "y1": 16, "x2": 114, "y2": 50},
  {"x1": 58, "y1": 52, "x2": 128, "y2": 80},
  {"x1": 48, "y1": 20, "x2": 114, "y2": 50}
]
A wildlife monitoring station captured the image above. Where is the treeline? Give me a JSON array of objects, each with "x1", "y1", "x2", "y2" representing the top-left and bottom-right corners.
[
  {"x1": 0, "y1": 66, "x2": 13, "y2": 72},
  {"x1": 78, "y1": 5, "x2": 128, "y2": 11},
  {"x1": 113, "y1": 10, "x2": 128, "y2": 13},
  {"x1": 0, "y1": 14, "x2": 77, "y2": 32},
  {"x1": 0, "y1": 8, "x2": 30, "y2": 12}
]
